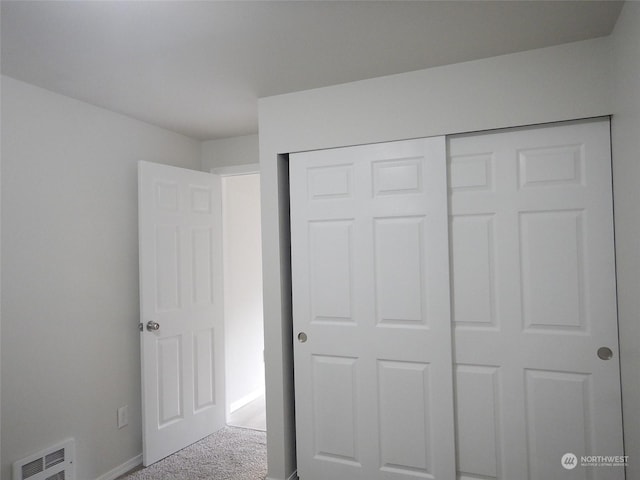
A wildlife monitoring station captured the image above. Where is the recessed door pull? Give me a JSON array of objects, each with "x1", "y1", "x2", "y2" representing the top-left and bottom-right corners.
[{"x1": 597, "y1": 347, "x2": 613, "y2": 360}]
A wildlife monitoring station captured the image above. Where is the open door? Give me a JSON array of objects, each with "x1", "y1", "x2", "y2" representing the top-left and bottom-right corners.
[{"x1": 138, "y1": 161, "x2": 225, "y2": 466}]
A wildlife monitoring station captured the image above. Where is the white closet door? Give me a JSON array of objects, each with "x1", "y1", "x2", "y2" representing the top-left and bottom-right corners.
[
  {"x1": 290, "y1": 138, "x2": 456, "y2": 480},
  {"x1": 449, "y1": 120, "x2": 624, "y2": 479}
]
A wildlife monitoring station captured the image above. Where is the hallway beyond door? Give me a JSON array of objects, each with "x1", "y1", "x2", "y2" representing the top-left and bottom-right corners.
[{"x1": 228, "y1": 394, "x2": 266, "y2": 431}]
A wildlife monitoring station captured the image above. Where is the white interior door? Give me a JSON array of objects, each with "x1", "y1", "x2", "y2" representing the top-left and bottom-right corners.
[
  {"x1": 448, "y1": 119, "x2": 624, "y2": 479},
  {"x1": 138, "y1": 161, "x2": 225, "y2": 466},
  {"x1": 290, "y1": 138, "x2": 456, "y2": 480}
]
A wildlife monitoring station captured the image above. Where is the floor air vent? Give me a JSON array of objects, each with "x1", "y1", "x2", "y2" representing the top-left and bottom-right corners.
[{"x1": 13, "y1": 439, "x2": 75, "y2": 480}]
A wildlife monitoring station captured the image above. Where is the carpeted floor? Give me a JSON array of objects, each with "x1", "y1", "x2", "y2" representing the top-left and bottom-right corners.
[{"x1": 119, "y1": 426, "x2": 266, "y2": 480}]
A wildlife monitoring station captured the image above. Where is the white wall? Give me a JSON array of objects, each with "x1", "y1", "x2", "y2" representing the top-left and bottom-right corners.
[
  {"x1": 202, "y1": 134, "x2": 259, "y2": 171},
  {"x1": 222, "y1": 173, "x2": 265, "y2": 413},
  {"x1": 610, "y1": 3, "x2": 640, "y2": 479},
  {"x1": 0, "y1": 76, "x2": 3, "y2": 470},
  {"x1": 0, "y1": 76, "x2": 202, "y2": 480},
  {"x1": 258, "y1": 37, "x2": 621, "y2": 480}
]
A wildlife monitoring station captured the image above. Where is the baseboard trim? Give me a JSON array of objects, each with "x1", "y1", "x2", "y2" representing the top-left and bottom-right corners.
[
  {"x1": 265, "y1": 471, "x2": 298, "y2": 480},
  {"x1": 229, "y1": 388, "x2": 264, "y2": 413},
  {"x1": 94, "y1": 453, "x2": 142, "y2": 480}
]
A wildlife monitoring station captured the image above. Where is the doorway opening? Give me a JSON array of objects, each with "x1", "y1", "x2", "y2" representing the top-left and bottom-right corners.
[{"x1": 217, "y1": 167, "x2": 266, "y2": 432}]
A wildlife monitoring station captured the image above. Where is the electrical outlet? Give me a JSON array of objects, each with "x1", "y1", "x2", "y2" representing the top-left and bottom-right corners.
[{"x1": 117, "y1": 405, "x2": 129, "y2": 429}]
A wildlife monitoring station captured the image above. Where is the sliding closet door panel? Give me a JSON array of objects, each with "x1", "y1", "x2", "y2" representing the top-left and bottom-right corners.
[
  {"x1": 291, "y1": 138, "x2": 455, "y2": 480},
  {"x1": 449, "y1": 119, "x2": 623, "y2": 480}
]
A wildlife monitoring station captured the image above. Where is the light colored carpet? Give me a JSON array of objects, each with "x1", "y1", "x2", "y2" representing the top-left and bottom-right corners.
[{"x1": 120, "y1": 427, "x2": 266, "y2": 480}]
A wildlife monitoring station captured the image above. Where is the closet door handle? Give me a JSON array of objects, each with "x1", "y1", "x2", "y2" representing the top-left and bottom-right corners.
[{"x1": 597, "y1": 347, "x2": 613, "y2": 360}]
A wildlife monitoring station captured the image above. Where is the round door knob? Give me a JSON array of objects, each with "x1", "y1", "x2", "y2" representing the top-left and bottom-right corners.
[
  {"x1": 597, "y1": 347, "x2": 613, "y2": 360},
  {"x1": 297, "y1": 332, "x2": 307, "y2": 343},
  {"x1": 146, "y1": 321, "x2": 160, "y2": 332}
]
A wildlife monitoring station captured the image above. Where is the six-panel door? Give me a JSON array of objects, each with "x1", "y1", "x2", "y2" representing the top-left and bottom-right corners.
[
  {"x1": 449, "y1": 120, "x2": 624, "y2": 480},
  {"x1": 138, "y1": 161, "x2": 225, "y2": 466},
  {"x1": 291, "y1": 138, "x2": 456, "y2": 479}
]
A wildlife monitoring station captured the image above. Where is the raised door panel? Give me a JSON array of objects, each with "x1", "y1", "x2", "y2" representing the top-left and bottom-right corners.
[
  {"x1": 372, "y1": 157, "x2": 423, "y2": 196},
  {"x1": 309, "y1": 221, "x2": 355, "y2": 325},
  {"x1": 378, "y1": 360, "x2": 433, "y2": 479},
  {"x1": 374, "y1": 217, "x2": 426, "y2": 328},
  {"x1": 155, "y1": 181, "x2": 179, "y2": 212},
  {"x1": 518, "y1": 144, "x2": 583, "y2": 188},
  {"x1": 450, "y1": 215, "x2": 497, "y2": 329},
  {"x1": 308, "y1": 164, "x2": 354, "y2": 201},
  {"x1": 525, "y1": 370, "x2": 592, "y2": 480},
  {"x1": 519, "y1": 210, "x2": 586, "y2": 331},
  {"x1": 155, "y1": 226, "x2": 181, "y2": 311},
  {"x1": 191, "y1": 228, "x2": 214, "y2": 306},
  {"x1": 190, "y1": 185, "x2": 213, "y2": 214},
  {"x1": 157, "y1": 335, "x2": 184, "y2": 427},
  {"x1": 312, "y1": 355, "x2": 360, "y2": 465},
  {"x1": 193, "y1": 328, "x2": 216, "y2": 412},
  {"x1": 449, "y1": 153, "x2": 494, "y2": 192},
  {"x1": 455, "y1": 365, "x2": 502, "y2": 480}
]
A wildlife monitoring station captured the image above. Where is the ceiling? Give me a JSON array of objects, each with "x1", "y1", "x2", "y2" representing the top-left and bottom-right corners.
[{"x1": 1, "y1": 1, "x2": 624, "y2": 141}]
